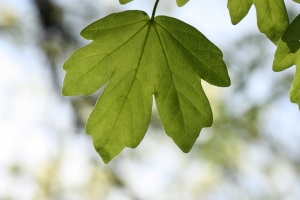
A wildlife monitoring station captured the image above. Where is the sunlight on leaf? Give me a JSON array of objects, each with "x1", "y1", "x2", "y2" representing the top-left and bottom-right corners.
[
  {"x1": 227, "y1": 0, "x2": 289, "y2": 44},
  {"x1": 273, "y1": 14, "x2": 300, "y2": 107},
  {"x1": 62, "y1": 10, "x2": 230, "y2": 163}
]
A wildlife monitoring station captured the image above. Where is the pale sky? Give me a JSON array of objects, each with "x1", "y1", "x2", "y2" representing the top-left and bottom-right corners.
[{"x1": 1, "y1": 0, "x2": 300, "y2": 199}]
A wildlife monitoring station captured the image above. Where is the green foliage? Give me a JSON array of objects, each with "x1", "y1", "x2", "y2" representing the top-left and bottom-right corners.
[
  {"x1": 62, "y1": 10, "x2": 230, "y2": 163},
  {"x1": 227, "y1": 0, "x2": 289, "y2": 44},
  {"x1": 62, "y1": 0, "x2": 300, "y2": 163},
  {"x1": 177, "y1": 0, "x2": 189, "y2": 7},
  {"x1": 273, "y1": 14, "x2": 300, "y2": 107},
  {"x1": 118, "y1": 0, "x2": 189, "y2": 7},
  {"x1": 119, "y1": 0, "x2": 133, "y2": 5}
]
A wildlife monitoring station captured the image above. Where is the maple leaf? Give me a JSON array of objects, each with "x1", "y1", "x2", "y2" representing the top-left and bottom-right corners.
[
  {"x1": 227, "y1": 0, "x2": 289, "y2": 44},
  {"x1": 273, "y1": 14, "x2": 300, "y2": 107},
  {"x1": 62, "y1": 10, "x2": 230, "y2": 163}
]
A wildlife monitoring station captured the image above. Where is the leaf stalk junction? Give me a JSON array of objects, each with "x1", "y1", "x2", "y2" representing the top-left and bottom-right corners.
[{"x1": 151, "y1": 0, "x2": 160, "y2": 21}]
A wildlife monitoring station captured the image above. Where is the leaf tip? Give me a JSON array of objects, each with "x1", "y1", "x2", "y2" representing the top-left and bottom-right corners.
[
  {"x1": 61, "y1": 81, "x2": 78, "y2": 96},
  {"x1": 119, "y1": 0, "x2": 133, "y2": 5},
  {"x1": 215, "y1": 74, "x2": 231, "y2": 87},
  {"x1": 176, "y1": 0, "x2": 189, "y2": 7},
  {"x1": 100, "y1": 150, "x2": 119, "y2": 164},
  {"x1": 178, "y1": 142, "x2": 194, "y2": 153},
  {"x1": 290, "y1": 99, "x2": 300, "y2": 111},
  {"x1": 272, "y1": 64, "x2": 280, "y2": 72},
  {"x1": 102, "y1": 157, "x2": 111, "y2": 164},
  {"x1": 80, "y1": 29, "x2": 92, "y2": 40},
  {"x1": 224, "y1": 77, "x2": 231, "y2": 87},
  {"x1": 94, "y1": 145, "x2": 114, "y2": 164},
  {"x1": 99, "y1": 151, "x2": 113, "y2": 164},
  {"x1": 61, "y1": 86, "x2": 71, "y2": 96},
  {"x1": 176, "y1": 138, "x2": 196, "y2": 153},
  {"x1": 230, "y1": 18, "x2": 240, "y2": 26},
  {"x1": 293, "y1": 0, "x2": 300, "y2": 4}
]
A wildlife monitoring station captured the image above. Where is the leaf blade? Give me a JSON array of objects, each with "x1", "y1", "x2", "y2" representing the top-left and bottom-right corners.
[
  {"x1": 253, "y1": 0, "x2": 289, "y2": 44},
  {"x1": 62, "y1": 11, "x2": 149, "y2": 96},
  {"x1": 155, "y1": 16, "x2": 231, "y2": 87},
  {"x1": 85, "y1": 13, "x2": 153, "y2": 163},
  {"x1": 228, "y1": 0, "x2": 289, "y2": 44},
  {"x1": 273, "y1": 14, "x2": 300, "y2": 107},
  {"x1": 152, "y1": 23, "x2": 212, "y2": 152}
]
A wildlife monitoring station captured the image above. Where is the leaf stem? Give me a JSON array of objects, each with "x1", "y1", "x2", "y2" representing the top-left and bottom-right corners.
[{"x1": 151, "y1": 0, "x2": 160, "y2": 21}]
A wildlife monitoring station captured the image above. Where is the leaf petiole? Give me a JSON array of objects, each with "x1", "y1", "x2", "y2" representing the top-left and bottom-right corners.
[{"x1": 151, "y1": 0, "x2": 160, "y2": 21}]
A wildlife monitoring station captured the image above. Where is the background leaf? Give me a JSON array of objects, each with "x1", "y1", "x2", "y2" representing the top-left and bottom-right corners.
[
  {"x1": 176, "y1": 0, "x2": 189, "y2": 7},
  {"x1": 273, "y1": 14, "x2": 300, "y2": 107},
  {"x1": 119, "y1": 0, "x2": 133, "y2": 5},
  {"x1": 62, "y1": 10, "x2": 230, "y2": 163},
  {"x1": 227, "y1": 0, "x2": 252, "y2": 25},
  {"x1": 227, "y1": 0, "x2": 289, "y2": 44}
]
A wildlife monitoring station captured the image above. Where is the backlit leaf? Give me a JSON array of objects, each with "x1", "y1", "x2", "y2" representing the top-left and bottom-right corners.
[
  {"x1": 62, "y1": 10, "x2": 230, "y2": 163},
  {"x1": 227, "y1": 0, "x2": 289, "y2": 44},
  {"x1": 273, "y1": 14, "x2": 300, "y2": 107}
]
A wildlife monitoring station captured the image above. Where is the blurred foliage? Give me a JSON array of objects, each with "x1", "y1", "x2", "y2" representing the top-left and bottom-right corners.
[{"x1": 1, "y1": 0, "x2": 300, "y2": 199}]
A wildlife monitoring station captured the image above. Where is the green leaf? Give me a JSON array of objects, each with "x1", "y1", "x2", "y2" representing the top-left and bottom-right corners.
[
  {"x1": 273, "y1": 14, "x2": 300, "y2": 107},
  {"x1": 119, "y1": 0, "x2": 133, "y2": 5},
  {"x1": 293, "y1": 0, "x2": 300, "y2": 3},
  {"x1": 227, "y1": 0, "x2": 289, "y2": 44},
  {"x1": 177, "y1": 0, "x2": 189, "y2": 7},
  {"x1": 62, "y1": 10, "x2": 230, "y2": 163}
]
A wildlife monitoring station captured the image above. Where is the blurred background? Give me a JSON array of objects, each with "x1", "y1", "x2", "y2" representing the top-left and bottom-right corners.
[{"x1": 1, "y1": 0, "x2": 300, "y2": 199}]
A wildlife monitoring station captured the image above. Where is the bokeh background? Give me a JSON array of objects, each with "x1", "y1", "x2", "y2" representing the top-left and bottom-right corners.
[{"x1": 1, "y1": 0, "x2": 300, "y2": 199}]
